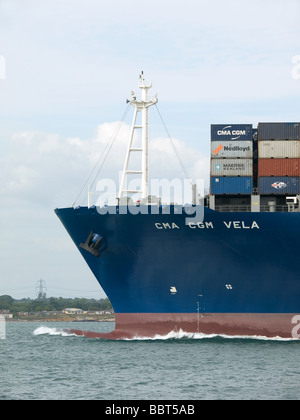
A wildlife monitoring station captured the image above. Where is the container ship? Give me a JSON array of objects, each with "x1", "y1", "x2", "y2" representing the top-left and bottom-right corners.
[{"x1": 55, "y1": 74, "x2": 300, "y2": 339}]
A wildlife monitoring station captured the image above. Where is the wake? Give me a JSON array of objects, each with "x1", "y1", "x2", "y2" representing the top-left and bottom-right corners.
[
  {"x1": 126, "y1": 329, "x2": 298, "y2": 341},
  {"x1": 33, "y1": 326, "x2": 298, "y2": 341},
  {"x1": 33, "y1": 326, "x2": 77, "y2": 337}
]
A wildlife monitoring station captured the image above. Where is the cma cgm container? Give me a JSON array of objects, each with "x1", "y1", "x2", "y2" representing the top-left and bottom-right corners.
[
  {"x1": 258, "y1": 159, "x2": 300, "y2": 177},
  {"x1": 211, "y1": 141, "x2": 253, "y2": 159},
  {"x1": 259, "y1": 141, "x2": 300, "y2": 158},
  {"x1": 259, "y1": 176, "x2": 300, "y2": 195},
  {"x1": 211, "y1": 124, "x2": 253, "y2": 142},
  {"x1": 211, "y1": 177, "x2": 253, "y2": 195},
  {"x1": 211, "y1": 159, "x2": 253, "y2": 176},
  {"x1": 258, "y1": 122, "x2": 300, "y2": 140}
]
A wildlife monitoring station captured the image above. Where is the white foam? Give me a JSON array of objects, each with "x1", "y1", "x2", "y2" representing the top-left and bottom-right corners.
[
  {"x1": 33, "y1": 326, "x2": 299, "y2": 342},
  {"x1": 33, "y1": 326, "x2": 77, "y2": 337},
  {"x1": 126, "y1": 329, "x2": 298, "y2": 342}
]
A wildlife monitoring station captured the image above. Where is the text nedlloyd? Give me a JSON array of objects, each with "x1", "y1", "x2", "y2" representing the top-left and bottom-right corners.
[
  {"x1": 213, "y1": 144, "x2": 251, "y2": 155},
  {"x1": 223, "y1": 145, "x2": 251, "y2": 151}
]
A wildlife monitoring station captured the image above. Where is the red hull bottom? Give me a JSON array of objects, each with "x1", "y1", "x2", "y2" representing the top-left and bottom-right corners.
[{"x1": 67, "y1": 313, "x2": 300, "y2": 340}]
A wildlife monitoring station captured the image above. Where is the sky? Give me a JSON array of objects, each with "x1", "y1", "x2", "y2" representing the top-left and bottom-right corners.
[{"x1": 0, "y1": 0, "x2": 300, "y2": 299}]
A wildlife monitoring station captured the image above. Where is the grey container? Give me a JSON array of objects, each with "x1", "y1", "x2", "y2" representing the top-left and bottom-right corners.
[
  {"x1": 258, "y1": 122, "x2": 300, "y2": 140},
  {"x1": 211, "y1": 141, "x2": 253, "y2": 159},
  {"x1": 258, "y1": 141, "x2": 300, "y2": 158},
  {"x1": 210, "y1": 159, "x2": 253, "y2": 176}
]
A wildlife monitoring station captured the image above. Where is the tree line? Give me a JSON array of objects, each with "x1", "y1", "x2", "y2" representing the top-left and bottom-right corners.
[{"x1": 0, "y1": 295, "x2": 112, "y2": 315}]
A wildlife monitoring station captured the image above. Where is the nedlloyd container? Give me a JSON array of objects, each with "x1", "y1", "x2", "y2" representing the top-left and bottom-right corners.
[
  {"x1": 211, "y1": 159, "x2": 253, "y2": 176},
  {"x1": 211, "y1": 124, "x2": 253, "y2": 142},
  {"x1": 258, "y1": 159, "x2": 300, "y2": 177},
  {"x1": 258, "y1": 122, "x2": 300, "y2": 140},
  {"x1": 259, "y1": 141, "x2": 300, "y2": 159},
  {"x1": 211, "y1": 177, "x2": 253, "y2": 195},
  {"x1": 211, "y1": 141, "x2": 253, "y2": 159},
  {"x1": 259, "y1": 176, "x2": 300, "y2": 195}
]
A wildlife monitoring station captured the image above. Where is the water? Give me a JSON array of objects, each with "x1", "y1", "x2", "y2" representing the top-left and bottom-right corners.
[{"x1": 1, "y1": 321, "x2": 300, "y2": 400}]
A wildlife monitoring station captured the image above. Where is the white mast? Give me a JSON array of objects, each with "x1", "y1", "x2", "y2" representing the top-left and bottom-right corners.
[{"x1": 118, "y1": 72, "x2": 158, "y2": 202}]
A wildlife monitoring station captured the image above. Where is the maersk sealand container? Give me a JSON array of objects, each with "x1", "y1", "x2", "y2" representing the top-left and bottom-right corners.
[
  {"x1": 211, "y1": 124, "x2": 253, "y2": 142},
  {"x1": 211, "y1": 159, "x2": 253, "y2": 176}
]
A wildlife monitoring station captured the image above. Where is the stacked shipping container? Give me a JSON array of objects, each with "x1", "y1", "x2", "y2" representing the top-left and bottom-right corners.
[
  {"x1": 258, "y1": 123, "x2": 300, "y2": 195},
  {"x1": 210, "y1": 124, "x2": 253, "y2": 195}
]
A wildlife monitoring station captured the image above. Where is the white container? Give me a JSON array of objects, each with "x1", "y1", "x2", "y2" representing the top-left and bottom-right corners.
[
  {"x1": 211, "y1": 141, "x2": 253, "y2": 159},
  {"x1": 259, "y1": 141, "x2": 300, "y2": 158},
  {"x1": 210, "y1": 159, "x2": 253, "y2": 176}
]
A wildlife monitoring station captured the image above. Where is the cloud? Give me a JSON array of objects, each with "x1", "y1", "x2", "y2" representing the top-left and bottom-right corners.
[{"x1": 1, "y1": 121, "x2": 209, "y2": 207}]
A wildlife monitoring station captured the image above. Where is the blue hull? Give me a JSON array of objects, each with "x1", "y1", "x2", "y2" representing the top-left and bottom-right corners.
[{"x1": 55, "y1": 206, "x2": 300, "y2": 315}]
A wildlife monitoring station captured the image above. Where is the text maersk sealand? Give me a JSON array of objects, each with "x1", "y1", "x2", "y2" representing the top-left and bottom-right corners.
[{"x1": 55, "y1": 74, "x2": 300, "y2": 339}]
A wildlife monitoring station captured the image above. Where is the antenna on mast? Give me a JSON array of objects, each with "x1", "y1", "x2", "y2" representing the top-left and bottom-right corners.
[{"x1": 118, "y1": 73, "x2": 158, "y2": 202}]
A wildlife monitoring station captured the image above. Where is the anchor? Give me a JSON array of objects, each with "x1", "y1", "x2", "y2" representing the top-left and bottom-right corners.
[{"x1": 80, "y1": 231, "x2": 103, "y2": 257}]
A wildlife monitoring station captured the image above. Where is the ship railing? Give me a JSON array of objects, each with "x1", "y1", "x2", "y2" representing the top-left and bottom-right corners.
[
  {"x1": 215, "y1": 205, "x2": 290, "y2": 213},
  {"x1": 260, "y1": 205, "x2": 289, "y2": 213},
  {"x1": 215, "y1": 205, "x2": 252, "y2": 213}
]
